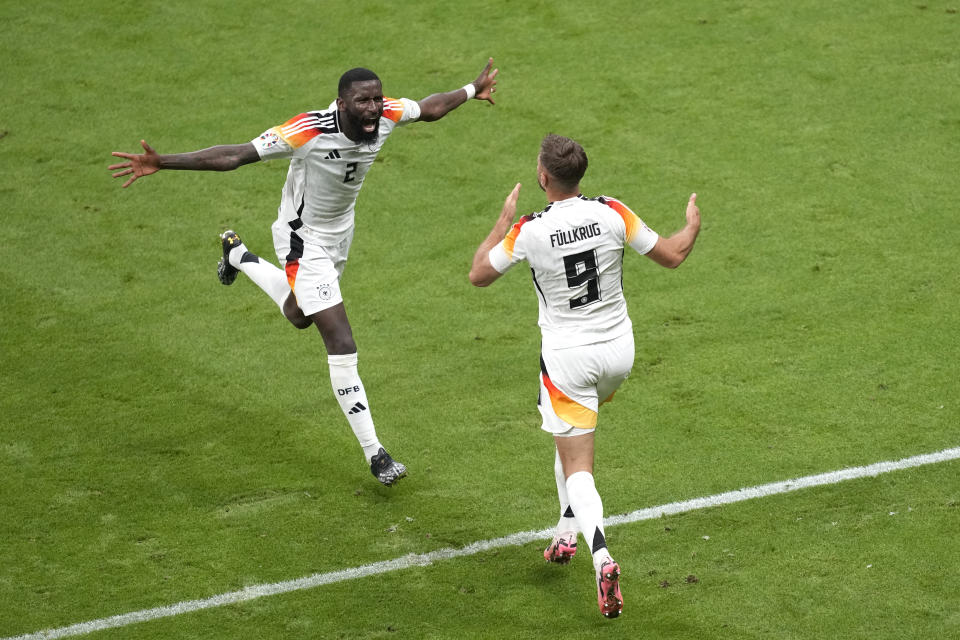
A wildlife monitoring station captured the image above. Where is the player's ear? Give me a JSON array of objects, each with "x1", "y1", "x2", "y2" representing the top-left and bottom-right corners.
[
  {"x1": 536, "y1": 157, "x2": 548, "y2": 191},
  {"x1": 538, "y1": 168, "x2": 549, "y2": 191},
  {"x1": 336, "y1": 96, "x2": 345, "y2": 110}
]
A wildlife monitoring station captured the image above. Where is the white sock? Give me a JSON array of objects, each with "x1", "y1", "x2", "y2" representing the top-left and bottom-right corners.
[
  {"x1": 554, "y1": 449, "x2": 578, "y2": 535},
  {"x1": 328, "y1": 352, "x2": 382, "y2": 461},
  {"x1": 227, "y1": 241, "x2": 290, "y2": 309},
  {"x1": 566, "y1": 471, "x2": 612, "y2": 570}
]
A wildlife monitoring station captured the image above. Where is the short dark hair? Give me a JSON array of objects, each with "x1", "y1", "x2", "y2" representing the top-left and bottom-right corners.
[
  {"x1": 338, "y1": 68, "x2": 380, "y2": 98},
  {"x1": 539, "y1": 134, "x2": 588, "y2": 189}
]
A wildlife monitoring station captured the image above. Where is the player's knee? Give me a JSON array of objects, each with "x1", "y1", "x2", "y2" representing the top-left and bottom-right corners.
[
  {"x1": 323, "y1": 333, "x2": 356, "y2": 355},
  {"x1": 287, "y1": 315, "x2": 313, "y2": 330},
  {"x1": 283, "y1": 307, "x2": 313, "y2": 329},
  {"x1": 282, "y1": 295, "x2": 312, "y2": 329}
]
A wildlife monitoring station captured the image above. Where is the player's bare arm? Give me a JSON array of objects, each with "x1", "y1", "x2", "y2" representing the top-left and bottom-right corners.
[
  {"x1": 418, "y1": 57, "x2": 499, "y2": 122},
  {"x1": 646, "y1": 193, "x2": 701, "y2": 268},
  {"x1": 469, "y1": 182, "x2": 521, "y2": 287},
  {"x1": 109, "y1": 140, "x2": 260, "y2": 188}
]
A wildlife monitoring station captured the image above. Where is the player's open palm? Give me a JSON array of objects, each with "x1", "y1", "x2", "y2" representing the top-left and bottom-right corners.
[
  {"x1": 686, "y1": 193, "x2": 700, "y2": 226},
  {"x1": 109, "y1": 140, "x2": 160, "y2": 188},
  {"x1": 501, "y1": 182, "x2": 521, "y2": 223},
  {"x1": 473, "y1": 58, "x2": 499, "y2": 105}
]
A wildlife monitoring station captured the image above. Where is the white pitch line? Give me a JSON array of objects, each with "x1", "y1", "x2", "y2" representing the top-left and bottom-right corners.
[{"x1": 6, "y1": 446, "x2": 959, "y2": 640}]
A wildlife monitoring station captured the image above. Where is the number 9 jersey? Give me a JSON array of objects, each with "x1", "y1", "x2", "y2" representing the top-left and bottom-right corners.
[{"x1": 488, "y1": 195, "x2": 660, "y2": 350}]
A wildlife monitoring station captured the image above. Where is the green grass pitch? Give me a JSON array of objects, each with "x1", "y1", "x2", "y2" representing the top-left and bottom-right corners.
[{"x1": 1, "y1": 1, "x2": 958, "y2": 638}]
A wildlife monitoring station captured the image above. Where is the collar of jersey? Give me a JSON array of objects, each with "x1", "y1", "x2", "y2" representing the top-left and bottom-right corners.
[{"x1": 545, "y1": 194, "x2": 586, "y2": 208}]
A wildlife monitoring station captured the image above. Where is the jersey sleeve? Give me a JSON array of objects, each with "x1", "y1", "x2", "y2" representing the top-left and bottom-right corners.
[
  {"x1": 251, "y1": 112, "x2": 325, "y2": 160},
  {"x1": 599, "y1": 196, "x2": 659, "y2": 255},
  {"x1": 488, "y1": 215, "x2": 534, "y2": 273},
  {"x1": 382, "y1": 97, "x2": 421, "y2": 125}
]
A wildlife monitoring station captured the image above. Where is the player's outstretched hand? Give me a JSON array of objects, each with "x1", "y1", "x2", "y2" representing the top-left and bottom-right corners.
[
  {"x1": 686, "y1": 193, "x2": 700, "y2": 227},
  {"x1": 472, "y1": 57, "x2": 499, "y2": 105},
  {"x1": 109, "y1": 140, "x2": 160, "y2": 188}
]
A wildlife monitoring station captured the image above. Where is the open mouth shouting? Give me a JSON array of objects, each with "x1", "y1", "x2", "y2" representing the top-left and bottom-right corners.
[{"x1": 361, "y1": 116, "x2": 379, "y2": 135}]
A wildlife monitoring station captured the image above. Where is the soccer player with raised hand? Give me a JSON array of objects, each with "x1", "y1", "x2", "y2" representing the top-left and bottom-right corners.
[
  {"x1": 110, "y1": 59, "x2": 499, "y2": 486},
  {"x1": 469, "y1": 134, "x2": 701, "y2": 617}
]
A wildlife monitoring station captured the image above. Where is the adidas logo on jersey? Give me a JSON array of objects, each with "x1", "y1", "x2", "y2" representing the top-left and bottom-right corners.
[
  {"x1": 324, "y1": 150, "x2": 342, "y2": 160},
  {"x1": 348, "y1": 402, "x2": 367, "y2": 415}
]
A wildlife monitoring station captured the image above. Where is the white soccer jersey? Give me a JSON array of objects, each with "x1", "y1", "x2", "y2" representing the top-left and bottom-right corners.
[
  {"x1": 489, "y1": 195, "x2": 660, "y2": 349},
  {"x1": 251, "y1": 97, "x2": 421, "y2": 248}
]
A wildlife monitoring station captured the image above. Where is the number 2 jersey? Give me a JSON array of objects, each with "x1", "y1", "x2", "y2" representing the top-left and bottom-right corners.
[
  {"x1": 250, "y1": 97, "x2": 421, "y2": 247},
  {"x1": 488, "y1": 195, "x2": 660, "y2": 350}
]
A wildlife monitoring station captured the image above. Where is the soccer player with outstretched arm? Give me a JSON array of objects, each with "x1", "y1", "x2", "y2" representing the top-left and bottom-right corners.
[
  {"x1": 111, "y1": 59, "x2": 499, "y2": 486},
  {"x1": 469, "y1": 134, "x2": 700, "y2": 617}
]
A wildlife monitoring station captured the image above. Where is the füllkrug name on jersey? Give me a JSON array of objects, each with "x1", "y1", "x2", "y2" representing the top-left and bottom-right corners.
[
  {"x1": 488, "y1": 194, "x2": 660, "y2": 349},
  {"x1": 550, "y1": 222, "x2": 602, "y2": 248}
]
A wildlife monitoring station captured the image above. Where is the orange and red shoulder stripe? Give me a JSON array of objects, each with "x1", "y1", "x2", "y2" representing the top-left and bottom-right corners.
[
  {"x1": 276, "y1": 112, "x2": 324, "y2": 149},
  {"x1": 502, "y1": 214, "x2": 536, "y2": 260},
  {"x1": 599, "y1": 196, "x2": 641, "y2": 242},
  {"x1": 382, "y1": 97, "x2": 405, "y2": 123}
]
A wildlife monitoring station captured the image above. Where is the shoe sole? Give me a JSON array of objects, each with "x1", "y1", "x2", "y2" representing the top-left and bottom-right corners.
[
  {"x1": 376, "y1": 463, "x2": 407, "y2": 486},
  {"x1": 599, "y1": 563, "x2": 622, "y2": 619},
  {"x1": 218, "y1": 231, "x2": 240, "y2": 285},
  {"x1": 378, "y1": 473, "x2": 406, "y2": 486},
  {"x1": 217, "y1": 258, "x2": 238, "y2": 285},
  {"x1": 544, "y1": 542, "x2": 577, "y2": 564}
]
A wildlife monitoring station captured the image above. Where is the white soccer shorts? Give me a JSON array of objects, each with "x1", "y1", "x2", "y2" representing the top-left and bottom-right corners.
[
  {"x1": 538, "y1": 332, "x2": 635, "y2": 437},
  {"x1": 272, "y1": 220, "x2": 353, "y2": 316}
]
